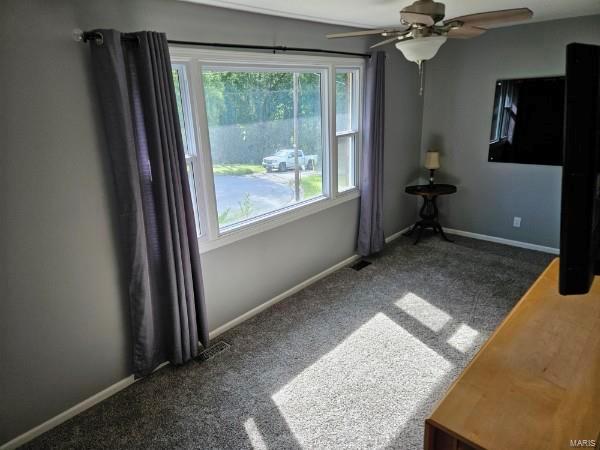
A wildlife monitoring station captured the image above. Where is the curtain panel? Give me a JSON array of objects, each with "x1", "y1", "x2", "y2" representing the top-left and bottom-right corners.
[
  {"x1": 88, "y1": 30, "x2": 209, "y2": 377},
  {"x1": 358, "y1": 51, "x2": 386, "y2": 257}
]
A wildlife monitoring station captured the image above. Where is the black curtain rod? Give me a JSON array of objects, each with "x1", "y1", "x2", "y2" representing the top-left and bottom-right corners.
[{"x1": 80, "y1": 31, "x2": 371, "y2": 58}]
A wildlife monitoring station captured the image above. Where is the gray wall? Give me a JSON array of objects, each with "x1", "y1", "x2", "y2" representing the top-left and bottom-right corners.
[
  {"x1": 0, "y1": 0, "x2": 421, "y2": 443},
  {"x1": 383, "y1": 48, "x2": 423, "y2": 236},
  {"x1": 420, "y1": 15, "x2": 600, "y2": 248}
]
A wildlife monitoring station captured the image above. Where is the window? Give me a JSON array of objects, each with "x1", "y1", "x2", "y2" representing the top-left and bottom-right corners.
[
  {"x1": 202, "y1": 69, "x2": 325, "y2": 229},
  {"x1": 170, "y1": 49, "x2": 363, "y2": 251},
  {"x1": 336, "y1": 70, "x2": 359, "y2": 192}
]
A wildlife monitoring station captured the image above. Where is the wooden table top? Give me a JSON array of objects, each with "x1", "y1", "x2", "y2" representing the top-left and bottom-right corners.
[{"x1": 428, "y1": 258, "x2": 600, "y2": 450}]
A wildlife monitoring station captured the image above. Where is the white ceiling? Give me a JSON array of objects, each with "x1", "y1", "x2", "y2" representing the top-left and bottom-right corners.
[{"x1": 183, "y1": 0, "x2": 600, "y2": 29}]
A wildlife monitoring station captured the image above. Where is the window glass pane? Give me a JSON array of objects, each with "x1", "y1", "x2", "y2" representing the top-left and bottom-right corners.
[
  {"x1": 337, "y1": 135, "x2": 355, "y2": 191},
  {"x1": 336, "y1": 71, "x2": 355, "y2": 133},
  {"x1": 186, "y1": 160, "x2": 201, "y2": 236},
  {"x1": 202, "y1": 69, "x2": 324, "y2": 230},
  {"x1": 489, "y1": 81, "x2": 503, "y2": 141},
  {"x1": 172, "y1": 66, "x2": 195, "y2": 157},
  {"x1": 173, "y1": 66, "x2": 201, "y2": 235}
]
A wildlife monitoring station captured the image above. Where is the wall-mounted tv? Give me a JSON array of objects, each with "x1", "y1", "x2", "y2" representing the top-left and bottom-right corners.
[
  {"x1": 488, "y1": 76, "x2": 565, "y2": 166},
  {"x1": 560, "y1": 43, "x2": 600, "y2": 295}
]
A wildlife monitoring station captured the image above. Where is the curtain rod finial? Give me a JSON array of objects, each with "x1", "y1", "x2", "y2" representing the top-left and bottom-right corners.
[
  {"x1": 74, "y1": 29, "x2": 104, "y2": 46},
  {"x1": 72, "y1": 28, "x2": 84, "y2": 42}
]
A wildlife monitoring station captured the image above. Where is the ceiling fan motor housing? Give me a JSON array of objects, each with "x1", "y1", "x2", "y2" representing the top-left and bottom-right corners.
[{"x1": 404, "y1": 0, "x2": 446, "y2": 23}]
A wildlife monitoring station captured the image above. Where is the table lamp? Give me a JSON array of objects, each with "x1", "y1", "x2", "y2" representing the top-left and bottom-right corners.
[{"x1": 424, "y1": 151, "x2": 440, "y2": 185}]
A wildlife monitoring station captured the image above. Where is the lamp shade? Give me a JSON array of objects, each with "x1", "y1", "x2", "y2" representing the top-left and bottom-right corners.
[
  {"x1": 424, "y1": 151, "x2": 440, "y2": 170},
  {"x1": 395, "y1": 36, "x2": 447, "y2": 63}
]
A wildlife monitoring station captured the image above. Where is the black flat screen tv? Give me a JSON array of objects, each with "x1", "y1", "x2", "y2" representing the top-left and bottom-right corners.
[
  {"x1": 488, "y1": 76, "x2": 565, "y2": 166},
  {"x1": 559, "y1": 43, "x2": 600, "y2": 295}
]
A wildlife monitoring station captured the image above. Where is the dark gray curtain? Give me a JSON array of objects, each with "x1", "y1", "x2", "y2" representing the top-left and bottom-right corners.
[
  {"x1": 88, "y1": 30, "x2": 209, "y2": 377},
  {"x1": 358, "y1": 51, "x2": 386, "y2": 257}
]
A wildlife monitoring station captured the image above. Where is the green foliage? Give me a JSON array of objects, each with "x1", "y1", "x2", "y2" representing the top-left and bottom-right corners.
[
  {"x1": 335, "y1": 72, "x2": 352, "y2": 132},
  {"x1": 217, "y1": 208, "x2": 232, "y2": 225},
  {"x1": 212, "y1": 164, "x2": 264, "y2": 176},
  {"x1": 300, "y1": 174, "x2": 323, "y2": 199},
  {"x1": 217, "y1": 193, "x2": 256, "y2": 227},
  {"x1": 238, "y1": 193, "x2": 253, "y2": 217},
  {"x1": 202, "y1": 71, "x2": 323, "y2": 165}
]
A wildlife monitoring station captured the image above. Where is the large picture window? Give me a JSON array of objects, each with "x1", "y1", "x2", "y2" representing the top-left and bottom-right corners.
[
  {"x1": 202, "y1": 69, "x2": 325, "y2": 229},
  {"x1": 171, "y1": 49, "x2": 363, "y2": 251}
]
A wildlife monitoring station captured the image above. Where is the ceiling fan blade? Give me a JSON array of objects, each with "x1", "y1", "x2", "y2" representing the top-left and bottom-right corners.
[
  {"x1": 447, "y1": 25, "x2": 487, "y2": 39},
  {"x1": 326, "y1": 29, "x2": 393, "y2": 39},
  {"x1": 370, "y1": 36, "x2": 401, "y2": 49},
  {"x1": 444, "y1": 8, "x2": 533, "y2": 28},
  {"x1": 369, "y1": 29, "x2": 411, "y2": 48},
  {"x1": 400, "y1": 12, "x2": 435, "y2": 26}
]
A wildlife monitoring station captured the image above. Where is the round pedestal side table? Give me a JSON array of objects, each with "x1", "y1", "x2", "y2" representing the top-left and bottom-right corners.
[{"x1": 404, "y1": 183, "x2": 457, "y2": 245}]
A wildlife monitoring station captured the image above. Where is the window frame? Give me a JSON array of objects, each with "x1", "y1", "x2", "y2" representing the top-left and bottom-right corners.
[
  {"x1": 201, "y1": 63, "x2": 332, "y2": 231},
  {"x1": 172, "y1": 63, "x2": 208, "y2": 238},
  {"x1": 170, "y1": 47, "x2": 364, "y2": 253},
  {"x1": 335, "y1": 68, "x2": 361, "y2": 193}
]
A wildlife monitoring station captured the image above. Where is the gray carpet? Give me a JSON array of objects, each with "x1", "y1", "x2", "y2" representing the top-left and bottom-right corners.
[{"x1": 25, "y1": 234, "x2": 553, "y2": 449}]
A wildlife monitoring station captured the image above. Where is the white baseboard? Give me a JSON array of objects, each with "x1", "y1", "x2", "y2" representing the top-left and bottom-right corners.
[
  {"x1": 2, "y1": 245, "x2": 383, "y2": 450},
  {"x1": 1, "y1": 379, "x2": 133, "y2": 450},
  {"x1": 209, "y1": 225, "x2": 411, "y2": 341},
  {"x1": 385, "y1": 226, "x2": 411, "y2": 244},
  {"x1": 1, "y1": 224, "x2": 555, "y2": 449},
  {"x1": 1, "y1": 225, "x2": 413, "y2": 450},
  {"x1": 0, "y1": 360, "x2": 169, "y2": 450},
  {"x1": 208, "y1": 253, "x2": 361, "y2": 339},
  {"x1": 444, "y1": 228, "x2": 559, "y2": 255}
]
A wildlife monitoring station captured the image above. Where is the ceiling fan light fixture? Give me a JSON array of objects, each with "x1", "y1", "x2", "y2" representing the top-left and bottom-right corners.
[{"x1": 395, "y1": 35, "x2": 447, "y2": 63}]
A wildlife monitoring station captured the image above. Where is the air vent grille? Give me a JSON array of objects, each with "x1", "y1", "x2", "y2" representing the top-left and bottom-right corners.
[
  {"x1": 351, "y1": 260, "x2": 372, "y2": 271},
  {"x1": 197, "y1": 341, "x2": 231, "y2": 362}
]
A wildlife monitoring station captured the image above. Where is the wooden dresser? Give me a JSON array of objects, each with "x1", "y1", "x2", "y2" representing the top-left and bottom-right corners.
[{"x1": 425, "y1": 258, "x2": 600, "y2": 450}]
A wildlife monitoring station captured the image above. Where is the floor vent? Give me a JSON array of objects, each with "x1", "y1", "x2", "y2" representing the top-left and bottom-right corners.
[
  {"x1": 197, "y1": 341, "x2": 231, "y2": 362},
  {"x1": 351, "y1": 260, "x2": 372, "y2": 271}
]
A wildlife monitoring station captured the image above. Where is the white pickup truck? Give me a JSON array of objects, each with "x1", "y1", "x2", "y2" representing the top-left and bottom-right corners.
[{"x1": 262, "y1": 149, "x2": 318, "y2": 172}]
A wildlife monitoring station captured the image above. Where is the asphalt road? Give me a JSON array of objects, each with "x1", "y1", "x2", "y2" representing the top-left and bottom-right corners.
[
  {"x1": 213, "y1": 170, "x2": 318, "y2": 220},
  {"x1": 214, "y1": 173, "x2": 292, "y2": 217}
]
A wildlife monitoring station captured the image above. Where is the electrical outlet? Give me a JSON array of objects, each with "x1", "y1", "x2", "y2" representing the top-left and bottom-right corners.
[{"x1": 513, "y1": 217, "x2": 522, "y2": 228}]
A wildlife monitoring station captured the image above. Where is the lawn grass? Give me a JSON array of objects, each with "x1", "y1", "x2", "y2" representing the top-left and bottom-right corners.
[
  {"x1": 213, "y1": 164, "x2": 264, "y2": 176},
  {"x1": 301, "y1": 174, "x2": 323, "y2": 198}
]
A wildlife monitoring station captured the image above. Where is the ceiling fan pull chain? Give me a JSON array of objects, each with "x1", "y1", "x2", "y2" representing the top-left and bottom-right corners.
[{"x1": 418, "y1": 60, "x2": 425, "y2": 96}]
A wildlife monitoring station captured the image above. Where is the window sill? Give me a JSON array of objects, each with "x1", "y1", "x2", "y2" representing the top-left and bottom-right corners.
[{"x1": 198, "y1": 190, "x2": 360, "y2": 254}]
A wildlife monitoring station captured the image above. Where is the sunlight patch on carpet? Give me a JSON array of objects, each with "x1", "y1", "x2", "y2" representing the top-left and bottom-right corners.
[
  {"x1": 271, "y1": 313, "x2": 453, "y2": 448},
  {"x1": 447, "y1": 323, "x2": 480, "y2": 353},
  {"x1": 395, "y1": 292, "x2": 451, "y2": 332},
  {"x1": 243, "y1": 418, "x2": 267, "y2": 450}
]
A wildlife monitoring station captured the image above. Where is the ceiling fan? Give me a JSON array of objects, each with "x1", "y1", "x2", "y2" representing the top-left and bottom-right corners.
[{"x1": 326, "y1": 0, "x2": 533, "y2": 93}]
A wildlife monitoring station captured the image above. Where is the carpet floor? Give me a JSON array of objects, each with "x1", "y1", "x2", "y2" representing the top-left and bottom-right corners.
[{"x1": 25, "y1": 234, "x2": 553, "y2": 449}]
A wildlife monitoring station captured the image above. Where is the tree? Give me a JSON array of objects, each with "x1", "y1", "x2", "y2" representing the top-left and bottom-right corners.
[{"x1": 201, "y1": 70, "x2": 323, "y2": 165}]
